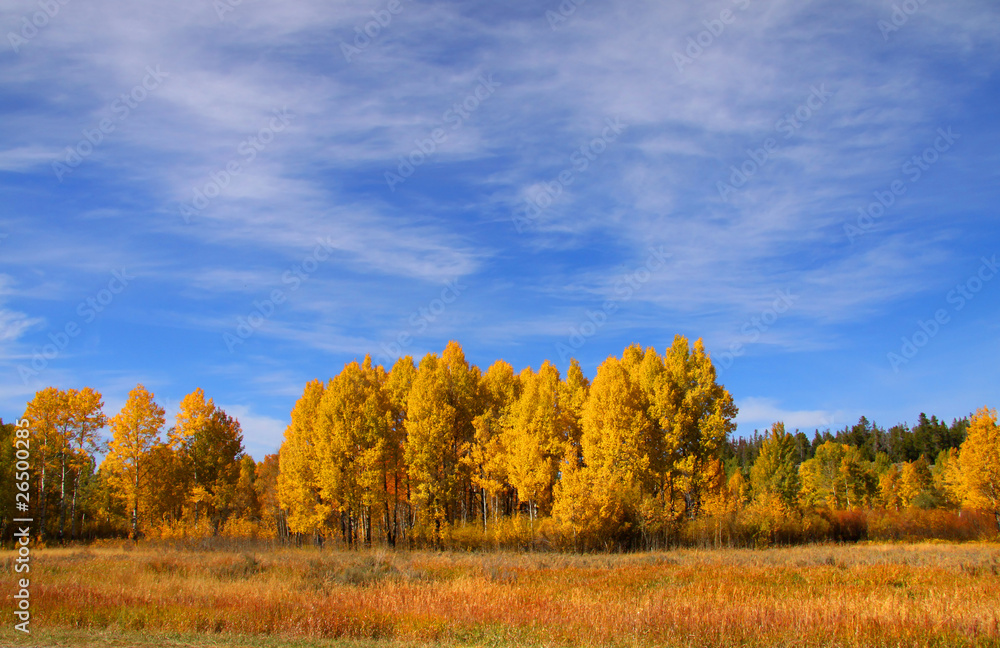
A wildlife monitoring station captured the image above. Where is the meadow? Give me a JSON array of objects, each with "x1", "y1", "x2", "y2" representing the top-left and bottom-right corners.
[{"x1": 2, "y1": 541, "x2": 999, "y2": 648}]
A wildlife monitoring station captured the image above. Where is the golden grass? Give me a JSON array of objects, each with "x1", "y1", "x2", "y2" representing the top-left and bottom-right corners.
[{"x1": 2, "y1": 542, "x2": 999, "y2": 647}]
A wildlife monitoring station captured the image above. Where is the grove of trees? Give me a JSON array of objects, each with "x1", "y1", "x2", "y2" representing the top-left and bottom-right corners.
[{"x1": 1, "y1": 337, "x2": 997, "y2": 549}]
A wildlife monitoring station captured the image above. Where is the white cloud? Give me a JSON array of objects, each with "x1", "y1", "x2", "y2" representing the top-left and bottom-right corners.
[
  {"x1": 217, "y1": 403, "x2": 287, "y2": 460},
  {"x1": 737, "y1": 396, "x2": 840, "y2": 432}
]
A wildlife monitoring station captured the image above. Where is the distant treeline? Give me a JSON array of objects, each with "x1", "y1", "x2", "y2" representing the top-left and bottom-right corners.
[{"x1": 731, "y1": 413, "x2": 969, "y2": 471}]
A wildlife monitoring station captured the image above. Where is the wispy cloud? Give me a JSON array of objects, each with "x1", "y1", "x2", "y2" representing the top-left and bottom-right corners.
[{"x1": 0, "y1": 0, "x2": 997, "y2": 449}]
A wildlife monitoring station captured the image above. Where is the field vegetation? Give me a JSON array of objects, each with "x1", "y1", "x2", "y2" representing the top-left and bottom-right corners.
[{"x1": 2, "y1": 541, "x2": 999, "y2": 648}]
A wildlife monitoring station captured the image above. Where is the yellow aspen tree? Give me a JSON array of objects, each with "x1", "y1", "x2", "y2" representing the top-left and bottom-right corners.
[
  {"x1": 726, "y1": 470, "x2": 751, "y2": 511},
  {"x1": 468, "y1": 359, "x2": 519, "y2": 530},
  {"x1": 798, "y1": 442, "x2": 846, "y2": 509},
  {"x1": 278, "y1": 379, "x2": 329, "y2": 538},
  {"x1": 23, "y1": 387, "x2": 64, "y2": 541},
  {"x1": 653, "y1": 336, "x2": 737, "y2": 518},
  {"x1": 440, "y1": 341, "x2": 482, "y2": 525},
  {"x1": 840, "y1": 446, "x2": 877, "y2": 509},
  {"x1": 558, "y1": 358, "x2": 589, "y2": 467},
  {"x1": 696, "y1": 458, "x2": 730, "y2": 517},
  {"x1": 254, "y1": 454, "x2": 285, "y2": 539},
  {"x1": 23, "y1": 387, "x2": 107, "y2": 542},
  {"x1": 404, "y1": 353, "x2": 456, "y2": 542},
  {"x1": 358, "y1": 356, "x2": 395, "y2": 546},
  {"x1": 313, "y1": 367, "x2": 357, "y2": 541},
  {"x1": 900, "y1": 456, "x2": 933, "y2": 507},
  {"x1": 958, "y1": 407, "x2": 1000, "y2": 530},
  {"x1": 581, "y1": 355, "x2": 652, "y2": 488},
  {"x1": 169, "y1": 388, "x2": 214, "y2": 453},
  {"x1": 315, "y1": 357, "x2": 392, "y2": 545},
  {"x1": 103, "y1": 384, "x2": 166, "y2": 539},
  {"x1": 386, "y1": 356, "x2": 417, "y2": 544},
  {"x1": 933, "y1": 448, "x2": 963, "y2": 508},
  {"x1": 169, "y1": 388, "x2": 216, "y2": 522},
  {"x1": 504, "y1": 362, "x2": 563, "y2": 520},
  {"x1": 66, "y1": 388, "x2": 107, "y2": 540},
  {"x1": 232, "y1": 455, "x2": 261, "y2": 522},
  {"x1": 878, "y1": 465, "x2": 904, "y2": 510},
  {"x1": 750, "y1": 422, "x2": 800, "y2": 513},
  {"x1": 556, "y1": 354, "x2": 650, "y2": 543},
  {"x1": 551, "y1": 456, "x2": 633, "y2": 550}
]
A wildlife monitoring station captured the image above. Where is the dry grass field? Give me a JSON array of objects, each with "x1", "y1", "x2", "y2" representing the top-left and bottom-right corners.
[{"x1": 2, "y1": 542, "x2": 999, "y2": 648}]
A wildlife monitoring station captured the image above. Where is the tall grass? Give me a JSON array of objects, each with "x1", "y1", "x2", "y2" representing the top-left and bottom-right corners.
[{"x1": 2, "y1": 542, "x2": 999, "y2": 647}]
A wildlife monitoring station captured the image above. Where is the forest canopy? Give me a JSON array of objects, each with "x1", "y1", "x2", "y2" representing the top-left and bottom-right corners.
[{"x1": 3, "y1": 336, "x2": 996, "y2": 550}]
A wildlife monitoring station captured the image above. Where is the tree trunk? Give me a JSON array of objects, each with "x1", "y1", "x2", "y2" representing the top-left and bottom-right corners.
[
  {"x1": 58, "y1": 450, "x2": 67, "y2": 542},
  {"x1": 69, "y1": 470, "x2": 80, "y2": 540},
  {"x1": 39, "y1": 459, "x2": 48, "y2": 543},
  {"x1": 132, "y1": 468, "x2": 140, "y2": 540}
]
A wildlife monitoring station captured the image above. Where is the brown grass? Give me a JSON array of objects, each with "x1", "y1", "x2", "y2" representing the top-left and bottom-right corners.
[{"x1": 2, "y1": 542, "x2": 999, "y2": 647}]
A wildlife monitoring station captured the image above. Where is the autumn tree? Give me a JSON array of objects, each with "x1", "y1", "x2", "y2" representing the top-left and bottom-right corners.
[
  {"x1": 553, "y1": 355, "x2": 650, "y2": 547},
  {"x1": 314, "y1": 356, "x2": 393, "y2": 545},
  {"x1": 467, "y1": 359, "x2": 519, "y2": 529},
  {"x1": 651, "y1": 336, "x2": 737, "y2": 520},
  {"x1": 168, "y1": 388, "x2": 215, "y2": 520},
  {"x1": 800, "y1": 442, "x2": 847, "y2": 509},
  {"x1": 879, "y1": 464, "x2": 904, "y2": 510},
  {"x1": 750, "y1": 422, "x2": 800, "y2": 512},
  {"x1": 254, "y1": 454, "x2": 286, "y2": 539},
  {"x1": 23, "y1": 387, "x2": 107, "y2": 541},
  {"x1": 558, "y1": 358, "x2": 589, "y2": 466},
  {"x1": 169, "y1": 388, "x2": 215, "y2": 455},
  {"x1": 143, "y1": 443, "x2": 186, "y2": 527},
  {"x1": 958, "y1": 407, "x2": 1000, "y2": 530},
  {"x1": 0, "y1": 420, "x2": 17, "y2": 542},
  {"x1": 232, "y1": 455, "x2": 261, "y2": 522},
  {"x1": 385, "y1": 356, "x2": 417, "y2": 544},
  {"x1": 404, "y1": 353, "x2": 456, "y2": 542},
  {"x1": 103, "y1": 384, "x2": 166, "y2": 539},
  {"x1": 504, "y1": 362, "x2": 563, "y2": 520},
  {"x1": 278, "y1": 379, "x2": 328, "y2": 539},
  {"x1": 188, "y1": 408, "x2": 245, "y2": 529},
  {"x1": 64, "y1": 388, "x2": 107, "y2": 539},
  {"x1": 439, "y1": 341, "x2": 482, "y2": 525},
  {"x1": 933, "y1": 448, "x2": 963, "y2": 509},
  {"x1": 900, "y1": 456, "x2": 933, "y2": 508}
]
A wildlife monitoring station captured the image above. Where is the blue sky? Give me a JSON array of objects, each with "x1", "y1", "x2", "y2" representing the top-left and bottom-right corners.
[{"x1": 1, "y1": 0, "x2": 998, "y2": 459}]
